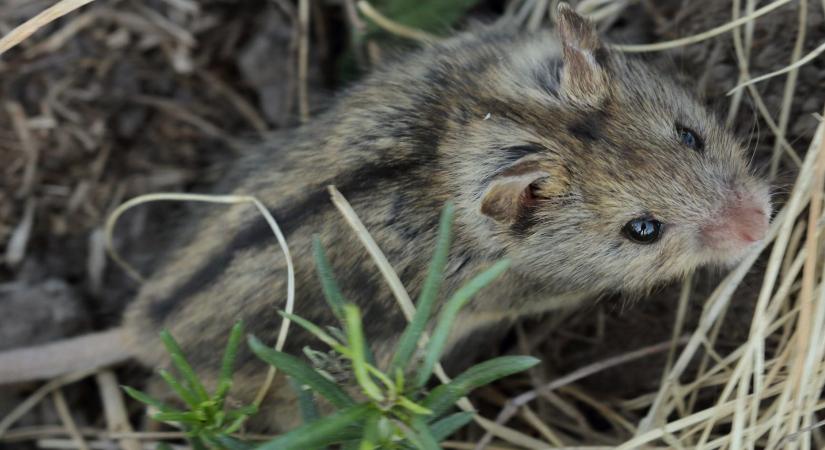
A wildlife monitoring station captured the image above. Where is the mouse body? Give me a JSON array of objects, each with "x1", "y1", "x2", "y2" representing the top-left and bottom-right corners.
[{"x1": 2, "y1": 5, "x2": 770, "y2": 432}]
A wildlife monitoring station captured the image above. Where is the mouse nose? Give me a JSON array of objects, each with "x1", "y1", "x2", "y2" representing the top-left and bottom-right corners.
[{"x1": 702, "y1": 190, "x2": 770, "y2": 250}]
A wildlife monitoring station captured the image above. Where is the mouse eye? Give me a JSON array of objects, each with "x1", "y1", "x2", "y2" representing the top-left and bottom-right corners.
[
  {"x1": 676, "y1": 125, "x2": 704, "y2": 152},
  {"x1": 622, "y1": 217, "x2": 663, "y2": 244}
]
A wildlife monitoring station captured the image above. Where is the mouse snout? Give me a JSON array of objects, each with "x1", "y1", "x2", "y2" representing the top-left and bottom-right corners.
[{"x1": 701, "y1": 189, "x2": 771, "y2": 251}]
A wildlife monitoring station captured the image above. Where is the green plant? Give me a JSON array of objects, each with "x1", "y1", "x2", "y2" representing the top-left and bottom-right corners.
[
  {"x1": 245, "y1": 203, "x2": 539, "y2": 449},
  {"x1": 123, "y1": 322, "x2": 257, "y2": 449},
  {"x1": 125, "y1": 202, "x2": 538, "y2": 449}
]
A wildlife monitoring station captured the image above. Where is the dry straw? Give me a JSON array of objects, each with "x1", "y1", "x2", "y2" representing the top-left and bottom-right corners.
[
  {"x1": 0, "y1": 0, "x2": 96, "y2": 56},
  {"x1": 103, "y1": 192, "x2": 297, "y2": 409}
]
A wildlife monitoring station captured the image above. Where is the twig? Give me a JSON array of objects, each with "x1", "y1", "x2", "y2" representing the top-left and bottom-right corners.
[
  {"x1": 51, "y1": 389, "x2": 91, "y2": 450},
  {"x1": 527, "y1": 0, "x2": 549, "y2": 31},
  {"x1": 132, "y1": 95, "x2": 245, "y2": 152},
  {"x1": 0, "y1": 368, "x2": 101, "y2": 437},
  {"x1": 328, "y1": 186, "x2": 416, "y2": 322},
  {"x1": 724, "y1": 0, "x2": 755, "y2": 127},
  {"x1": 342, "y1": 0, "x2": 368, "y2": 66},
  {"x1": 776, "y1": 418, "x2": 825, "y2": 447},
  {"x1": 133, "y1": 3, "x2": 196, "y2": 47},
  {"x1": 442, "y1": 443, "x2": 518, "y2": 450},
  {"x1": 476, "y1": 338, "x2": 686, "y2": 450},
  {"x1": 788, "y1": 107, "x2": 825, "y2": 437},
  {"x1": 357, "y1": 1, "x2": 439, "y2": 44},
  {"x1": 729, "y1": 40, "x2": 825, "y2": 95},
  {"x1": 0, "y1": 0, "x2": 97, "y2": 56},
  {"x1": 727, "y1": 0, "x2": 802, "y2": 170},
  {"x1": 767, "y1": 0, "x2": 807, "y2": 178},
  {"x1": 102, "y1": 192, "x2": 296, "y2": 412},
  {"x1": 96, "y1": 371, "x2": 141, "y2": 450},
  {"x1": 6, "y1": 101, "x2": 40, "y2": 198},
  {"x1": 24, "y1": 10, "x2": 98, "y2": 58},
  {"x1": 200, "y1": 71, "x2": 269, "y2": 134},
  {"x1": 298, "y1": 0, "x2": 310, "y2": 122},
  {"x1": 4, "y1": 198, "x2": 35, "y2": 268},
  {"x1": 613, "y1": 0, "x2": 792, "y2": 52}
]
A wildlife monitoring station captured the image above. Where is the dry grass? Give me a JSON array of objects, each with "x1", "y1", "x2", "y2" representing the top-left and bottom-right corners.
[{"x1": 0, "y1": 0, "x2": 823, "y2": 449}]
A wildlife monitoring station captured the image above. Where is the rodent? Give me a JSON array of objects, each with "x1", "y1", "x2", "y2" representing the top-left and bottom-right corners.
[{"x1": 0, "y1": 4, "x2": 771, "y2": 432}]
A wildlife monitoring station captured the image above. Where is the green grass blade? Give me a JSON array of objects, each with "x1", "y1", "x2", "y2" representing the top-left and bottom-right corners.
[
  {"x1": 312, "y1": 243, "x2": 375, "y2": 363},
  {"x1": 255, "y1": 404, "x2": 371, "y2": 450},
  {"x1": 359, "y1": 410, "x2": 381, "y2": 450},
  {"x1": 312, "y1": 236, "x2": 347, "y2": 320},
  {"x1": 422, "y1": 355, "x2": 539, "y2": 417},
  {"x1": 279, "y1": 312, "x2": 350, "y2": 355},
  {"x1": 429, "y1": 412, "x2": 474, "y2": 441},
  {"x1": 343, "y1": 304, "x2": 384, "y2": 402},
  {"x1": 157, "y1": 369, "x2": 199, "y2": 408},
  {"x1": 403, "y1": 416, "x2": 442, "y2": 450},
  {"x1": 160, "y1": 330, "x2": 209, "y2": 402},
  {"x1": 216, "y1": 321, "x2": 244, "y2": 399},
  {"x1": 121, "y1": 386, "x2": 176, "y2": 413},
  {"x1": 396, "y1": 395, "x2": 432, "y2": 416},
  {"x1": 224, "y1": 408, "x2": 256, "y2": 435},
  {"x1": 168, "y1": 353, "x2": 210, "y2": 404},
  {"x1": 153, "y1": 411, "x2": 203, "y2": 423},
  {"x1": 414, "y1": 260, "x2": 511, "y2": 388},
  {"x1": 289, "y1": 376, "x2": 320, "y2": 424},
  {"x1": 248, "y1": 335, "x2": 355, "y2": 408},
  {"x1": 390, "y1": 202, "x2": 454, "y2": 374},
  {"x1": 364, "y1": 364, "x2": 395, "y2": 395},
  {"x1": 228, "y1": 405, "x2": 257, "y2": 417}
]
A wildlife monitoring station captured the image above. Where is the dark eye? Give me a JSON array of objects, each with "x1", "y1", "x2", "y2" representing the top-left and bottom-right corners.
[
  {"x1": 622, "y1": 218, "x2": 663, "y2": 244},
  {"x1": 677, "y1": 125, "x2": 704, "y2": 152}
]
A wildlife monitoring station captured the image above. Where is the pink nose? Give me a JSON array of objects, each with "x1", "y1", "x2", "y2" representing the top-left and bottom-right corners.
[{"x1": 703, "y1": 193, "x2": 770, "y2": 250}]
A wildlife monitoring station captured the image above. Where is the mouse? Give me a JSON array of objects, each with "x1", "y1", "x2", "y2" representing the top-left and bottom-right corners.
[{"x1": 0, "y1": 4, "x2": 771, "y2": 432}]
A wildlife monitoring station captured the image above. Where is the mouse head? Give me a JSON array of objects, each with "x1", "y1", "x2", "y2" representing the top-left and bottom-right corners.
[{"x1": 449, "y1": 4, "x2": 771, "y2": 295}]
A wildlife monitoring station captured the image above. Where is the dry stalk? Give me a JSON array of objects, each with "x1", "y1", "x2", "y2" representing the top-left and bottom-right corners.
[
  {"x1": 0, "y1": 0, "x2": 97, "y2": 56},
  {"x1": 477, "y1": 338, "x2": 684, "y2": 449},
  {"x1": 51, "y1": 389, "x2": 91, "y2": 450},
  {"x1": 103, "y1": 192, "x2": 296, "y2": 409},
  {"x1": 614, "y1": 0, "x2": 792, "y2": 52},
  {"x1": 0, "y1": 368, "x2": 101, "y2": 437},
  {"x1": 298, "y1": 0, "x2": 310, "y2": 122},
  {"x1": 357, "y1": 0, "x2": 439, "y2": 44},
  {"x1": 768, "y1": 0, "x2": 807, "y2": 179},
  {"x1": 96, "y1": 371, "x2": 141, "y2": 450}
]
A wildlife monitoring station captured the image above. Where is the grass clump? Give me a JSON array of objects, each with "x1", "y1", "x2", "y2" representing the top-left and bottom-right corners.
[
  {"x1": 124, "y1": 203, "x2": 538, "y2": 449},
  {"x1": 123, "y1": 322, "x2": 257, "y2": 449}
]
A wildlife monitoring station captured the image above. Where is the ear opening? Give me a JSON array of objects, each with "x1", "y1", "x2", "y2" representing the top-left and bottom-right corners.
[
  {"x1": 480, "y1": 158, "x2": 569, "y2": 225},
  {"x1": 556, "y1": 2, "x2": 610, "y2": 104}
]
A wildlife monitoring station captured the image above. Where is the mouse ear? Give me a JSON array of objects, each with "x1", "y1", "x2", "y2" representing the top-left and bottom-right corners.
[
  {"x1": 480, "y1": 158, "x2": 569, "y2": 225},
  {"x1": 556, "y1": 3, "x2": 610, "y2": 104}
]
